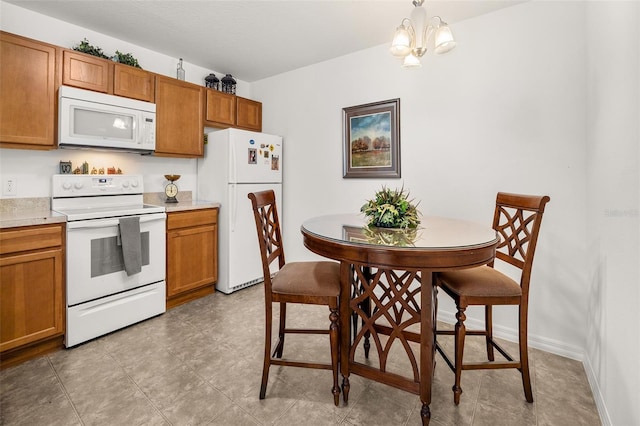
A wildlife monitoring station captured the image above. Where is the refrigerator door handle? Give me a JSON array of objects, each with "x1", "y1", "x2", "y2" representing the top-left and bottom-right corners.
[
  {"x1": 230, "y1": 183, "x2": 236, "y2": 232},
  {"x1": 230, "y1": 138, "x2": 237, "y2": 183}
]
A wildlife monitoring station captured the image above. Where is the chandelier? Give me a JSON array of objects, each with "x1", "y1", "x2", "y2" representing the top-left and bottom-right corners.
[{"x1": 390, "y1": 0, "x2": 457, "y2": 68}]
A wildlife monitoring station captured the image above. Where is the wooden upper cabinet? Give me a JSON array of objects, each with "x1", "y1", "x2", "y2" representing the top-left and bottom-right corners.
[
  {"x1": 204, "y1": 89, "x2": 235, "y2": 127},
  {"x1": 63, "y1": 49, "x2": 156, "y2": 102},
  {"x1": 204, "y1": 89, "x2": 263, "y2": 132},
  {"x1": 155, "y1": 76, "x2": 204, "y2": 157},
  {"x1": 113, "y1": 63, "x2": 155, "y2": 102},
  {"x1": 0, "y1": 31, "x2": 59, "y2": 149},
  {"x1": 236, "y1": 96, "x2": 262, "y2": 132},
  {"x1": 62, "y1": 49, "x2": 112, "y2": 93}
]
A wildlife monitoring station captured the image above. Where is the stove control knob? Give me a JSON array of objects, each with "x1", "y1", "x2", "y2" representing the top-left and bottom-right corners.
[
  {"x1": 74, "y1": 181, "x2": 84, "y2": 190},
  {"x1": 62, "y1": 182, "x2": 71, "y2": 190},
  {"x1": 131, "y1": 179, "x2": 139, "y2": 188},
  {"x1": 122, "y1": 181, "x2": 130, "y2": 188}
]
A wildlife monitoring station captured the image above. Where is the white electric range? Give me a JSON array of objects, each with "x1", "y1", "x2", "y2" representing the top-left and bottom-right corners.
[{"x1": 52, "y1": 174, "x2": 166, "y2": 347}]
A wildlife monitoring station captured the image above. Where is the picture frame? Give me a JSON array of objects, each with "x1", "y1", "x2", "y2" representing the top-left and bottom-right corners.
[{"x1": 343, "y1": 98, "x2": 400, "y2": 179}]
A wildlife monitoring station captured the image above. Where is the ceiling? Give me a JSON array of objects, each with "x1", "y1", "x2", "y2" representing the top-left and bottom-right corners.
[{"x1": 6, "y1": 0, "x2": 526, "y2": 82}]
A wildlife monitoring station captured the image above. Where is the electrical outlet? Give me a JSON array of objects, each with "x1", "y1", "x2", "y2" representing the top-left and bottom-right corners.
[{"x1": 3, "y1": 177, "x2": 17, "y2": 196}]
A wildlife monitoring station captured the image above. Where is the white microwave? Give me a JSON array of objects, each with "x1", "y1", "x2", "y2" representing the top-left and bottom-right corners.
[{"x1": 59, "y1": 86, "x2": 156, "y2": 154}]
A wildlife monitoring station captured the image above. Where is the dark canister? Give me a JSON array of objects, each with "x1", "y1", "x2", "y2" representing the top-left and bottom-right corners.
[
  {"x1": 205, "y1": 73, "x2": 220, "y2": 90},
  {"x1": 221, "y1": 74, "x2": 236, "y2": 94}
]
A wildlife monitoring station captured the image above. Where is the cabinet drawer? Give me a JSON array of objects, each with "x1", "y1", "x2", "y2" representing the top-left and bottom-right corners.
[
  {"x1": 167, "y1": 208, "x2": 218, "y2": 230},
  {"x1": 0, "y1": 225, "x2": 63, "y2": 255}
]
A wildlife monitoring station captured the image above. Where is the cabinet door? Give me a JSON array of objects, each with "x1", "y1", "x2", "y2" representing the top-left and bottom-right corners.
[
  {"x1": 155, "y1": 76, "x2": 204, "y2": 157},
  {"x1": 204, "y1": 89, "x2": 236, "y2": 127},
  {"x1": 0, "y1": 248, "x2": 64, "y2": 352},
  {"x1": 113, "y1": 64, "x2": 155, "y2": 102},
  {"x1": 167, "y1": 224, "x2": 217, "y2": 297},
  {"x1": 236, "y1": 96, "x2": 262, "y2": 132},
  {"x1": 62, "y1": 49, "x2": 112, "y2": 93},
  {"x1": 0, "y1": 32, "x2": 58, "y2": 149}
]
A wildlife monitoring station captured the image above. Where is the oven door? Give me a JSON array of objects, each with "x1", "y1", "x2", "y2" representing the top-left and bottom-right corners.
[{"x1": 66, "y1": 212, "x2": 166, "y2": 306}]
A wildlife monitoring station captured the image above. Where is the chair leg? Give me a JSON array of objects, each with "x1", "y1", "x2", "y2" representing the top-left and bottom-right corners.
[
  {"x1": 453, "y1": 306, "x2": 467, "y2": 405},
  {"x1": 485, "y1": 305, "x2": 495, "y2": 361},
  {"x1": 329, "y1": 306, "x2": 341, "y2": 406},
  {"x1": 519, "y1": 305, "x2": 533, "y2": 402},
  {"x1": 341, "y1": 375, "x2": 350, "y2": 404},
  {"x1": 260, "y1": 301, "x2": 273, "y2": 399},
  {"x1": 362, "y1": 295, "x2": 371, "y2": 359},
  {"x1": 273, "y1": 302, "x2": 286, "y2": 358}
]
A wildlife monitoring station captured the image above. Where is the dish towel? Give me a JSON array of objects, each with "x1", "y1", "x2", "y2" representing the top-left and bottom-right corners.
[{"x1": 118, "y1": 216, "x2": 142, "y2": 276}]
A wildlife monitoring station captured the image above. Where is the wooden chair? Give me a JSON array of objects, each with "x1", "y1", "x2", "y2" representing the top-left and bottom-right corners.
[
  {"x1": 248, "y1": 190, "x2": 341, "y2": 406},
  {"x1": 435, "y1": 192, "x2": 550, "y2": 405}
]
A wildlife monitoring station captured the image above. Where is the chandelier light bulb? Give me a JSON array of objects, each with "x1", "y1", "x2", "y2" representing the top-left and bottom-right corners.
[
  {"x1": 402, "y1": 52, "x2": 422, "y2": 68},
  {"x1": 390, "y1": 24, "x2": 412, "y2": 57},
  {"x1": 390, "y1": 0, "x2": 457, "y2": 68},
  {"x1": 434, "y1": 24, "x2": 457, "y2": 54}
]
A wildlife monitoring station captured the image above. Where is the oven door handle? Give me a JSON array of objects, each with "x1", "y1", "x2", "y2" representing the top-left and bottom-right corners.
[{"x1": 67, "y1": 213, "x2": 166, "y2": 230}]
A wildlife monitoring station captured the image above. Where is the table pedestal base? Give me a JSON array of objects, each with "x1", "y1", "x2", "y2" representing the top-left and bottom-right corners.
[{"x1": 341, "y1": 263, "x2": 436, "y2": 426}]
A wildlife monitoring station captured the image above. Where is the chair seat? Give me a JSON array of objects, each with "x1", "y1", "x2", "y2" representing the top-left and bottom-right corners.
[
  {"x1": 272, "y1": 261, "x2": 341, "y2": 298},
  {"x1": 438, "y1": 265, "x2": 521, "y2": 301}
]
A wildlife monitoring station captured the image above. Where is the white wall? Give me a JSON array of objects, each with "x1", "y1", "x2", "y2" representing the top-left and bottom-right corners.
[
  {"x1": 254, "y1": 0, "x2": 588, "y2": 359},
  {"x1": 585, "y1": 1, "x2": 640, "y2": 425},
  {"x1": 0, "y1": 1, "x2": 250, "y2": 198}
]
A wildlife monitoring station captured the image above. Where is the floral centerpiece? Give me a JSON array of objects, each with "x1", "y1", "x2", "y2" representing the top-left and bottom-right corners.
[{"x1": 360, "y1": 185, "x2": 421, "y2": 229}]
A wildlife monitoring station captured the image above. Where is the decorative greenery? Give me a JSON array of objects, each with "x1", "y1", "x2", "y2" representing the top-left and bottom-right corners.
[
  {"x1": 361, "y1": 185, "x2": 421, "y2": 229},
  {"x1": 73, "y1": 38, "x2": 109, "y2": 59},
  {"x1": 72, "y1": 39, "x2": 142, "y2": 68},
  {"x1": 114, "y1": 50, "x2": 141, "y2": 68}
]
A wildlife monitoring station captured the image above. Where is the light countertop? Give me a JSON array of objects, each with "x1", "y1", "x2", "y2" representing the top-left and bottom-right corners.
[
  {"x1": 0, "y1": 194, "x2": 220, "y2": 229},
  {"x1": 154, "y1": 199, "x2": 221, "y2": 213},
  {"x1": 0, "y1": 209, "x2": 67, "y2": 229}
]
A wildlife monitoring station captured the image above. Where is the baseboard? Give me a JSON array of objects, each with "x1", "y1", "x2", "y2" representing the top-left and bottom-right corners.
[
  {"x1": 438, "y1": 308, "x2": 608, "y2": 425},
  {"x1": 437, "y1": 308, "x2": 584, "y2": 360},
  {"x1": 583, "y1": 355, "x2": 612, "y2": 426}
]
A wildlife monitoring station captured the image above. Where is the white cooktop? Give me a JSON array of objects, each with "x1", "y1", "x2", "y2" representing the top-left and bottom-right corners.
[{"x1": 51, "y1": 174, "x2": 165, "y2": 221}]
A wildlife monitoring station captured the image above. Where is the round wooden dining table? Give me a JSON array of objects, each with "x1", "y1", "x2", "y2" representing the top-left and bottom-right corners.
[{"x1": 300, "y1": 213, "x2": 499, "y2": 425}]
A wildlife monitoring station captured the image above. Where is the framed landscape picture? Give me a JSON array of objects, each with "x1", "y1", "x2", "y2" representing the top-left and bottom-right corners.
[{"x1": 343, "y1": 98, "x2": 400, "y2": 178}]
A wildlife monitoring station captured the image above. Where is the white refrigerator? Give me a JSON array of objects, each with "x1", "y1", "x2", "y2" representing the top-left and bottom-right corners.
[{"x1": 197, "y1": 128, "x2": 283, "y2": 294}]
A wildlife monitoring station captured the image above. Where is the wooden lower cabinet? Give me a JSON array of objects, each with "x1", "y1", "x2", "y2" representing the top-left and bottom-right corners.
[
  {"x1": 0, "y1": 224, "x2": 65, "y2": 368},
  {"x1": 166, "y1": 208, "x2": 218, "y2": 308}
]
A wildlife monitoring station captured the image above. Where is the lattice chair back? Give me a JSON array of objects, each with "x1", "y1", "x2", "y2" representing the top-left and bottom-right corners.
[
  {"x1": 248, "y1": 190, "x2": 285, "y2": 295},
  {"x1": 492, "y1": 192, "x2": 551, "y2": 297}
]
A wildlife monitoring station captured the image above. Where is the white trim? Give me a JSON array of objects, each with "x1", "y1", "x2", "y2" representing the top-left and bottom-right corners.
[
  {"x1": 583, "y1": 355, "x2": 612, "y2": 426},
  {"x1": 437, "y1": 308, "x2": 583, "y2": 360}
]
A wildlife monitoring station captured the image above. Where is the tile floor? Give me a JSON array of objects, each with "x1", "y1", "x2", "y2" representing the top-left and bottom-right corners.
[{"x1": 1, "y1": 284, "x2": 601, "y2": 425}]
